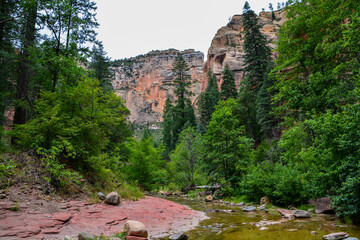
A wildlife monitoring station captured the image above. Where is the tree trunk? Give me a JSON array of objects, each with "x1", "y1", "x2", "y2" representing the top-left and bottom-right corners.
[{"x1": 13, "y1": 0, "x2": 38, "y2": 125}]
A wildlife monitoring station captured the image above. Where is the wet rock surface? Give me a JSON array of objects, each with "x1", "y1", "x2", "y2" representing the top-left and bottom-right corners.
[
  {"x1": 0, "y1": 195, "x2": 206, "y2": 239},
  {"x1": 323, "y1": 232, "x2": 349, "y2": 240},
  {"x1": 293, "y1": 210, "x2": 311, "y2": 218}
]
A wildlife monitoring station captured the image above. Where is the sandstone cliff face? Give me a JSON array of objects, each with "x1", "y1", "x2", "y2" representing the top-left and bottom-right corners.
[
  {"x1": 204, "y1": 10, "x2": 286, "y2": 90},
  {"x1": 111, "y1": 49, "x2": 204, "y2": 124}
]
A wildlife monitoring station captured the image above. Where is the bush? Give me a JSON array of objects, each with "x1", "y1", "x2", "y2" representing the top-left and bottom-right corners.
[{"x1": 240, "y1": 162, "x2": 309, "y2": 206}]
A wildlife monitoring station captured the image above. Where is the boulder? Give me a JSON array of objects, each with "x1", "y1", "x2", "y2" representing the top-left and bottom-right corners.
[
  {"x1": 344, "y1": 238, "x2": 359, "y2": 240},
  {"x1": 323, "y1": 232, "x2": 349, "y2": 240},
  {"x1": 122, "y1": 220, "x2": 148, "y2": 238},
  {"x1": 277, "y1": 209, "x2": 294, "y2": 218},
  {"x1": 243, "y1": 206, "x2": 256, "y2": 212},
  {"x1": 105, "y1": 192, "x2": 120, "y2": 205},
  {"x1": 97, "y1": 192, "x2": 105, "y2": 200},
  {"x1": 316, "y1": 197, "x2": 334, "y2": 214},
  {"x1": 260, "y1": 196, "x2": 270, "y2": 205},
  {"x1": 78, "y1": 232, "x2": 94, "y2": 240},
  {"x1": 169, "y1": 232, "x2": 189, "y2": 240},
  {"x1": 205, "y1": 195, "x2": 213, "y2": 202},
  {"x1": 311, "y1": 231, "x2": 318, "y2": 235},
  {"x1": 293, "y1": 210, "x2": 311, "y2": 218}
]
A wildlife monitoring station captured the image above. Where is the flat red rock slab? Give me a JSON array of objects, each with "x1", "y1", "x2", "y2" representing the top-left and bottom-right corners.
[
  {"x1": 0, "y1": 196, "x2": 206, "y2": 239},
  {"x1": 53, "y1": 212, "x2": 72, "y2": 222}
]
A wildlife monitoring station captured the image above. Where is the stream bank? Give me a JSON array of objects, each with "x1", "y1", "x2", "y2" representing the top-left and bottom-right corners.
[{"x1": 164, "y1": 196, "x2": 360, "y2": 240}]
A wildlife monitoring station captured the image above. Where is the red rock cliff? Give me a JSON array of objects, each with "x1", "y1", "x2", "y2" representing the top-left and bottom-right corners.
[
  {"x1": 204, "y1": 10, "x2": 286, "y2": 90},
  {"x1": 111, "y1": 49, "x2": 204, "y2": 124}
]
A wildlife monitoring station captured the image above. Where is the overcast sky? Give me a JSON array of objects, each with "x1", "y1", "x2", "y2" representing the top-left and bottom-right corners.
[{"x1": 95, "y1": 0, "x2": 283, "y2": 60}]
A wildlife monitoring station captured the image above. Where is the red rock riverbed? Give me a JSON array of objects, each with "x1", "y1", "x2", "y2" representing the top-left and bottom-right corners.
[{"x1": 0, "y1": 196, "x2": 207, "y2": 239}]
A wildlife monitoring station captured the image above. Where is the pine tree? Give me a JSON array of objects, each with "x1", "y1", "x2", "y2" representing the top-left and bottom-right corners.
[
  {"x1": 89, "y1": 42, "x2": 113, "y2": 92},
  {"x1": 269, "y1": 3, "x2": 276, "y2": 20},
  {"x1": 162, "y1": 98, "x2": 175, "y2": 152},
  {"x1": 243, "y1": 2, "x2": 272, "y2": 91},
  {"x1": 240, "y1": 2, "x2": 275, "y2": 141},
  {"x1": 162, "y1": 53, "x2": 196, "y2": 154},
  {"x1": 198, "y1": 69, "x2": 219, "y2": 128},
  {"x1": 220, "y1": 64, "x2": 237, "y2": 100}
]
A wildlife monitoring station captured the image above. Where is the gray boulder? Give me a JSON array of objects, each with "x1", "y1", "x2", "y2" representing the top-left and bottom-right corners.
[
  {"x1": 169, "y1": 232, "x2": 189, "y2": 240},
  {"x1": 293, "y1": 210, "x2": 311, "y2": 218},
  {"x1": 243, "y1": 206, "x2": 256, "y2": 212},
  {"x1": 323, "y1": 232, "x2": 349, "y2": 240},
  {"x1": 105, "y1": 191, "x2": 120, "y2": 205}
]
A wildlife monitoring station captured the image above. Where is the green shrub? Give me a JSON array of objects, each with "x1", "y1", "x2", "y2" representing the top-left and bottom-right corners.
[{"x1": 240, "y1": 162, "x2": 309, "y2": 206}]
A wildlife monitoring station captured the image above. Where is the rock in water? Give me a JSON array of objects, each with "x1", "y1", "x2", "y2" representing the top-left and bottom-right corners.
[
  {"x1": 98, "y1": 192, "x2": 105, "y2": 200},
  {"x1": 277, "y1": 209, "x2": 294, "y2": 218},
  {"x1": 293, "y1": 210, "x2": 311, "y2": 218},
  {"x1": 205, "y1": 195, "x2": 213, "y2": 202},
  {"x1": 315, "y1": 197, "x2": 334, "y2": 214},
  {"x1": 243, "y1": 206, "x2": 256, "y2": 212},
  {"x1": 323, "y1": 232, "x2": 349, "y2": 240},
  {"x1": 78, "y1": 232, "x2": 94, "y2": 240},
  {"x1": 122, "y1": 220, "x2": 148, "y2": 238},
  {"x1": 105, "y1": 191, "x2": 120, "y2": 205},
  {"x1": 169, "y1": 232, "x2": 189, "y2": 240}
]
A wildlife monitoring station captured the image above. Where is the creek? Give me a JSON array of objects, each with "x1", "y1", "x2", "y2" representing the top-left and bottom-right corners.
[{"x1": 165, "y1": 196, "x2": 360, "y2": 240}]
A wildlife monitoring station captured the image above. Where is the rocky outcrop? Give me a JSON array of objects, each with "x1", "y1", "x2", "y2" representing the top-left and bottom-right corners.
[
  {"x1": 111, "y1": 49, "x2": 204, "y2": 124},
  {"x1": 110, "y1": 11, "x2": 286, "y2": 124},
  {"x1": 204, "y1": 10, "x2": 286, "y2": 90}
]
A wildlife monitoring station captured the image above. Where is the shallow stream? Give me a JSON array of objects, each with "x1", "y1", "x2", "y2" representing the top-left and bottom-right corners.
[{"x1": 166, "y1": 196, "x2": 360, "y2": 240}]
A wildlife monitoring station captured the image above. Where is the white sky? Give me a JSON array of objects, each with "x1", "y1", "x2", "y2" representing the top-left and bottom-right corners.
[{"x1": 95, "y1": 0, "x2": 283, "y2": 60}]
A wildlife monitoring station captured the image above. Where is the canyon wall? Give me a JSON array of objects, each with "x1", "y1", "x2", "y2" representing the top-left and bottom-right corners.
[
  {"x1": 111, "y1": 11, "x2": 286, "y2": 124},
  {"x1": 204, "y1": 10, "x2": 286, "y2": 90},
  {"x1": 111, "y1": 49, "x2": 204, "y2": 124}
]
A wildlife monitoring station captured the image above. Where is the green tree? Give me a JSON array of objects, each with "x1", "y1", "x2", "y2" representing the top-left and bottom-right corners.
[
  {"x1": 242, "y1": 1, "x2": 272, "y2": 92},
  {"x1": 0, "y1": 0, "x2": 18, "y2": 125},
  {"x1": 12, "y1": 76, "x2": 131, "y2": 163},
  {"x1": 38, "y1": 0, "x2": 98, "y2": 91},
  {"x1": 220, "y1": 64, "x2": 237, "y2": 100},
  {"x1": 240, "y1": 2, "x2": 274, "y2": 142},
  {"x1": 273, "y1": 0, "x2": 360, "y2": 122},
  {"x1": 198, "y1": 68, "x2": 220, "y2": 129},
  {"x1": 204, "y1": 98, "x2": 253, "y2": 187},
  {"x1": 14, "y1": 0, "x2": 38, "y2": 125},
  {"x1": 89, "y1": 42, "x2": 113, "y2": 92},
  {"x1": 162, "y1": 98, "x2": 175, "y2": 153},
  {"x1": 162, "y1": 54, "x2": 196, "y2": 153},
  {"x1": 169, "y1": 127, "x2": 205, "y2": 188},
  {"x1": 125, "y1": 137, "x2": 165, "y2": 191}
]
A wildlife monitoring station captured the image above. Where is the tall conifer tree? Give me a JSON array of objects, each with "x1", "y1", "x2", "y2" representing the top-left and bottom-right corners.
[
  {"x1": 220, "y1": 64, "x2": 237, "y2": 100},
  {"x1": 162, "y1": 53, "x2": 195, "y2": 153},
  {"x1": 240, "y1": 2, "x2": 275, "y2": 141},
  {"x1": 198, "y1": 69, "x2": 219, "y2": 128}
]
